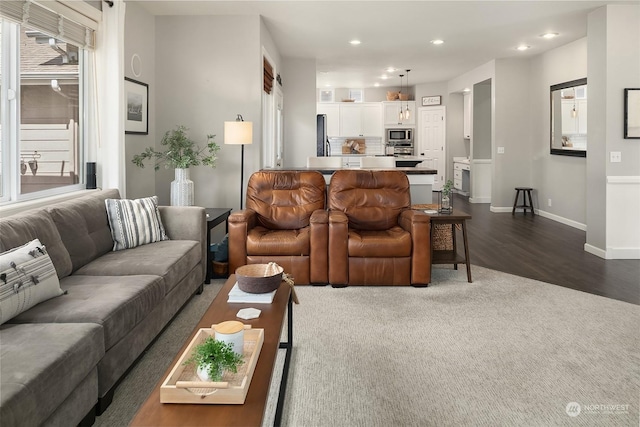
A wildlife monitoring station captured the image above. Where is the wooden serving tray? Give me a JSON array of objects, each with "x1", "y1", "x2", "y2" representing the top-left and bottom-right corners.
[{"x1": 160, "y1": 327, "x2": 264, "y2": 404}]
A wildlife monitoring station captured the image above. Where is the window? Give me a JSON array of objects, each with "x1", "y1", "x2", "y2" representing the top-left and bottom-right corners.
[
  {"x1": 349, "y1": 89, "x2": 363, "y2": 102},
  {"x1": 0, "y1": 1, "x2": 97, "y2": 203}
]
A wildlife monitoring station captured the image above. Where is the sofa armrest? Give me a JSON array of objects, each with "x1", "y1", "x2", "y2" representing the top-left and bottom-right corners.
[
  {"x1": 158, "y1": 206, "x2": 207, "y2": 282},
  {"x1": 328, "y1": 210, "x2": 349, "y2": 286},
  {"x1": 310, "y1": 210, "x2": 329, "y2": 284},
  {"x1": 228, "y1": 210, "x2": 257, "y2": 275},
  {"x1": 399, "y1": 210, "x2": 431, "y2": 285}
]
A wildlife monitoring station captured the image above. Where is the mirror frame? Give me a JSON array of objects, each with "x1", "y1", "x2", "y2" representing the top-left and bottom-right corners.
[{"x1": 550, "y1": 78, "x2": 587, "y2": 157}]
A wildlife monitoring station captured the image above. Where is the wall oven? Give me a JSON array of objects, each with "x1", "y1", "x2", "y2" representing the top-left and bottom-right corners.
[{"x1": 386, "y1": 128, "x2": 414, "y2": 155}]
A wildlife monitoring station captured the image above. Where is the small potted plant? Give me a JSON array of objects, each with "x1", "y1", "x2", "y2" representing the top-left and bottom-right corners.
[
  {"x1": 183, "y1": 336, "x2": 244, "y2": 382},
  {"x1": 132, "y1": 125, "x2": 220, "y2": 206},
  {"x1": 439, "y1": 179, "x2": 454, "y2": 214}
]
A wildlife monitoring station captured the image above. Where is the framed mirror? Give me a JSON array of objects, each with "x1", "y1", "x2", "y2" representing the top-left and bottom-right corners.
[{"x1": 550, "y1": 78, "x2": 587, "y2": 157}]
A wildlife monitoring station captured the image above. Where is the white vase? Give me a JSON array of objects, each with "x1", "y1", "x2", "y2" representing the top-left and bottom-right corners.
[{"x1": 171, "y1": 168, "x2": 194, "y2": 206}]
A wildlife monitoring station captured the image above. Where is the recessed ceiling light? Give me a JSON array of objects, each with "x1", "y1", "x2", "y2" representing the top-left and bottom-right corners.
[
  {"x1": 349, "y1": 40, "x2": 361, "y2": 45},
  {"x1": 463, "y1": 88, "x2": 471, "y2": 93},
  {"x1": 374, "y1": 83, "x2": 380, "y2": 87},
  {"x1": 430, "y1": 39, "x2": 444, "y2": 45},
  {"x1": 381, "y1": 74, "x2": 388, "y2": 80},
  {"x1": 540, "y1": 32, "x2": 559, "y2": 39},
  {"x1": 325, "y1": 84, "x2": 331, "y2": 87},
  {"x1": 386, "y1": 67, "x2": 396, "y2": 73},
  {"x1": 516, "y1": 45, "x2": 531, "y2": 51}
]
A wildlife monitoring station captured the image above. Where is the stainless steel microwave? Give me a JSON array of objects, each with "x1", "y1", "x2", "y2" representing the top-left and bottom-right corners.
[{"x1": 387, "y1": 128, "x2": 413, "y2": 142}]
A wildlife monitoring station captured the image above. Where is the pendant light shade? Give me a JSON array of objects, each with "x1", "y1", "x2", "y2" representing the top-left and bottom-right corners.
[
  {"x1": 404, "y1": 69, "x2": 411, "y2": 120},
  {"x1": 398, "y1": 74, "x2": 405, "y2": 121}
]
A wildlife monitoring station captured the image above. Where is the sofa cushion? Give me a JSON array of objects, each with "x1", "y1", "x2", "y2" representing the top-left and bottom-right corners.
[
  {"x1": 0, "y1": 209, "x2": 72, "y2": 279},
  {"x1": 247, "y1": 226, "x2": 310, "y2": 256},
  {"x1": 8, "y1": 274, "x2": 164, "y2": 350},
  {"x1": 47, "y1": 189, "x2": 119, "y2": 273},
  {"x1": 73, "y1": 240, "x2": 200, "y2": 295},
  {"x1": 105, "y1": 196, "x2": 169, "y2": 251},
  {"x1": 0, "y1": 239, "x2": 64, "y2": 325},
  {"x1": 347, "y1": 226, "x2": 412, "y2": 257},
  {"x1": 0, "y1": 322, "x2": 103, "y2": 427}
]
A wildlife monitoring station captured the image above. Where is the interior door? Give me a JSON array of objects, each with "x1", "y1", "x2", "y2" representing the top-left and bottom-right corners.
[{"x1": 418, "y1": 107, "x2": 446, "y2": 190}]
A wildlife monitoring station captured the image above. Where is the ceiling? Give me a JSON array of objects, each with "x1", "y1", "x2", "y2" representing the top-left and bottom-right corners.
[{"x1": 134, "y1": 0, "x2": 625, "y2": 89}]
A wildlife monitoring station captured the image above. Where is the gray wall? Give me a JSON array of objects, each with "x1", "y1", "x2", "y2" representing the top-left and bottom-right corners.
[
  {"x1": 153, "y1": 15, "x2": 262, "y2": 210},
  {"x1": 530, "y1": 38, "x2": 588, "y2": 226},
  {"x1": 587, "y1": 5, "x2": 640, "y2": 251},
  {"x1": 283, "y1": 58, "x2": 317, "y2": 168},
  {"x1": 124, "y1": 2, "x2": 156, "y2": 199},
  {"x1": 472, "y1": 80, "x2": 491, "y2": 160}
]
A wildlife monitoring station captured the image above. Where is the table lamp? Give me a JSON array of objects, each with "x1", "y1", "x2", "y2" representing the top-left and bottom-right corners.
[{"x1": 224, "y1": 114, "x2": 253, "y2": 209}]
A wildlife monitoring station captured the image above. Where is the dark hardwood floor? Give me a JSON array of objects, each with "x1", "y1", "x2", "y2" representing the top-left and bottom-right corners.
[{"x1": 447, "y1": 193, "x2": 639, "y2": 305}]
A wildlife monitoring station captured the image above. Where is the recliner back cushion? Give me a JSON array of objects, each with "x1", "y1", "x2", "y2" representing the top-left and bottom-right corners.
[
  {"x1": 329, "y1": 170, "x2": 410, "y2": 231},
  {"x1": 47, "y1": 189, "x2": 119, "y2": 272},
  {"x1": 246, "y1": 171, "x2": 326, "y2": 230}
]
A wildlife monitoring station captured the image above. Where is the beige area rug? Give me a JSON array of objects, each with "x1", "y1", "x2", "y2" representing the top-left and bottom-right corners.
[{"x1": 95, "y1": 266, "x2": 639, "y2": 427}]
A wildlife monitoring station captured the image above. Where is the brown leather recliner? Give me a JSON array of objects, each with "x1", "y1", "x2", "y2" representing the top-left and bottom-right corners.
[
  {"x1": 328, "y1": 170, "x2": 431, "y2": 286},
  {"x1": 228, "y1": 170, "x2": 328, "y2": 285}
]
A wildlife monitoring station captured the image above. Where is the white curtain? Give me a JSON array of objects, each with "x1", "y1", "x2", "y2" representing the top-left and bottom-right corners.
[{"x1": 94, "y1": 0, "x2": 125, "y2": 194}]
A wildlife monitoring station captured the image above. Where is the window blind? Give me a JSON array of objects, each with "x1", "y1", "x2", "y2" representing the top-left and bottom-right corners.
[
  {"x1": 263, "y1": 57, "x2": 274, "y2": 95},
  {"x1": 0, "y1": 0, "x2": 99, "y2": 49}
]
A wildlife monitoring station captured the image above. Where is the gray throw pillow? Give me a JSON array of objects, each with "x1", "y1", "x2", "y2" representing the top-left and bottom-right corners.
[
  {"x1": 105, "y1": 196, "x2": 169, "y2": 251},
  {"x1": 0, "y1": 239, "x2": 64, "y2": 325}
]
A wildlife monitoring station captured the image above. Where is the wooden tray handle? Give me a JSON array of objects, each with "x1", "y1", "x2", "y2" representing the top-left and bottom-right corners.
[{"x1": 175, "y1": 381, "x2": 229, "y2": 389}]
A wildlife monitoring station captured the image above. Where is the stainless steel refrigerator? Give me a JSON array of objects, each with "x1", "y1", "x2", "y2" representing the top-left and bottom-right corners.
[{"x1": 316, "y1": 114, "x2": 330, "y2": 156}]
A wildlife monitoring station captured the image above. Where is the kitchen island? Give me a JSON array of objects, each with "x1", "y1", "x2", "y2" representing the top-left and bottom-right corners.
[{"x1": 268, "y1": 167, "x2": 436, "y2": 204}]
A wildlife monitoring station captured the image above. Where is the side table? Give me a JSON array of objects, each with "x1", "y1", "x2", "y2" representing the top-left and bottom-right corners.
[
  {"x1": 426, "y1": 209, "x2": 473, "y2": 283},
  {"x1": 205, "y1": 208, "x2": 232, "y2": 284}
]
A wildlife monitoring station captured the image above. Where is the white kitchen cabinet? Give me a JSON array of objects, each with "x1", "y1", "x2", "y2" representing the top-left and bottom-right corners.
[
  {"x1": 463, "y1": 93, "x2": 471, "y2": 139},
  {"x1": 453, "y1": 160, "x2": 470, "y2": 195},
  {"x1": 383, "y1": 101, "x2": 416, "y2": 126},
  {"x1": 317, "y1": 103, "x2": 340, "y2": 137},
  {"x1": 338, "y1": 103, "x2": 382, "y2": 137}
]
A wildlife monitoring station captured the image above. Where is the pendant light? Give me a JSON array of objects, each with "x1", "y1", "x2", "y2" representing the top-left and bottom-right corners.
[
  {"x1": 404, "y1": 69, "x2": 411, "y2": 120},
  {"x1": 398, "y1": 74, "x2": 405, "y2": 122},
  {"x1": 571, "y1": 103, "x2": 577, "y2": 118}
]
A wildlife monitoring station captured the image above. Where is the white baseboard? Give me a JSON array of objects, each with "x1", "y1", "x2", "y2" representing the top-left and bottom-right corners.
[
  {"x1": 605, "y1": 247, "x2": 640, "y2": 259},
  {"x1": 490, "y1": 206, "x2": 512, "y2": 213},
  {"x1": 584, "y1": 244, "x2": 607, "y2": 259},
  {"x1": 469, "y1": 197, "x2": 491, "y2": 203},
  {"x1": 536, "y1": 209, "x2": 587, "y2": 231}
]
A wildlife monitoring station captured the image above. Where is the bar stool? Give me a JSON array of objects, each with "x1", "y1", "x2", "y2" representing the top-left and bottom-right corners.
[{"x1": 512, "y1": 187, "x2": 534, "y2": 215}]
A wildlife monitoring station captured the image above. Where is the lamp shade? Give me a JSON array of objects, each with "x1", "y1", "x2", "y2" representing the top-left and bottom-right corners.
[{"x1": 224, "y1": 121, "x2": 253, "y2": 145}]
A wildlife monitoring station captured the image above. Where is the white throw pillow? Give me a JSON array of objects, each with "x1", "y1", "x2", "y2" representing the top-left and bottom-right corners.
[
  {"x1": 0, "y1": 239, "x2": 64, "y2": 325},
  {"x1": 105, "y1": 196, "x2": 169, "y2": 251}
]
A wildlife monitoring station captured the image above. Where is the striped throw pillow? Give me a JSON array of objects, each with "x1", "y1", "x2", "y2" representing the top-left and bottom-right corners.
[{"x1": 105, "y1": 196, "x2": 169, "y2": 251}]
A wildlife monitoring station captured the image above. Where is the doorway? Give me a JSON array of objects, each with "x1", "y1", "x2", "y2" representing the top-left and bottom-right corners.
[{"x1": 417, "y1": 106, "x2": 446, "y2": 190}]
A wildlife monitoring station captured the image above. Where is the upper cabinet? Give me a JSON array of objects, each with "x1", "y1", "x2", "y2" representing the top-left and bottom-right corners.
[
  {"x1": 463, "y1": 93, "x2": 471, "y2": 139},
  {"x1": 317, "y1": 103, "x2": 340, "y2": 137},
  {"x1": 383, "y1": 101, "x2": 416, "y2": 126},
  {"x1": 318, "y1": 102, "x2": 382, "y2": 137}
]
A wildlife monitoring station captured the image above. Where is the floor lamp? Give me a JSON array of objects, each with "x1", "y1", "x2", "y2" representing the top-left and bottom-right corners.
[{"x1": 224, "y1": 114, "x2": 253, "y2": 209}]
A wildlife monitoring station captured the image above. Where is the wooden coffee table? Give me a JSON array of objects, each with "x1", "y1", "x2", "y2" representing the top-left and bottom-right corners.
[{"x1": 130, "y1": 275, "x2": 293, "y2": 426}]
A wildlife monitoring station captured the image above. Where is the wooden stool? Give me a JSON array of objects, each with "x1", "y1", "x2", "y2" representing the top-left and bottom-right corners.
[{"x1": 512, "y1": 187, "x2": 534, "y2": 215}]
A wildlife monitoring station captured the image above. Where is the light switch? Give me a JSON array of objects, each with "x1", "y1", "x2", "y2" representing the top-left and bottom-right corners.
[
  {"x1": 610, "y1": 151, "x2": 622, "y2": 163},
  {"x1": 497, "y1": 147, "x2": 505, "y2": 154}
]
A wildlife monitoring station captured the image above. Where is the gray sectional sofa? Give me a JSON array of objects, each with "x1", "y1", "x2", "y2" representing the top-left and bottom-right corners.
[{"x1": 0, "y1": 189, "x2": 207, "y2": 426}]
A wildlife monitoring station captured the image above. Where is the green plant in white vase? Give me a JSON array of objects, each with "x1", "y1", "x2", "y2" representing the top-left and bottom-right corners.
[
  {"x1": 132, "y1": 125, "x2": 220, "y2": 206},
  {"x1": 183, "y1": 336, "x2": 244, "y2": 382},
  {"x1": 440, "y1": 179, "x2": 454, "y2": 213}
]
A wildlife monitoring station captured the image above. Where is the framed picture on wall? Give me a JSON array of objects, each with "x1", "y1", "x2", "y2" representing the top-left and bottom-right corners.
[
  {"x1": 125, "y1": 77, "x2": 149, "y2": 135},
  {"x1": 422, "y1": 95, "x2": 442, "y2": 106},
  {"x1": 624, "y1": 88, "x2": 640, "y2": 139}
]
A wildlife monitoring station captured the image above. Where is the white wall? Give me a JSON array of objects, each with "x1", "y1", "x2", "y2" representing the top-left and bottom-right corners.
[
  {"x1": 124, "y1": 2, "x2": 155, "y2": 199},
  {"x1": 283, "y1": 57, "x2": 317, "y2": 168},
  {"x1": 153, "y1": 15, "x2": 262, "y2": 210}
]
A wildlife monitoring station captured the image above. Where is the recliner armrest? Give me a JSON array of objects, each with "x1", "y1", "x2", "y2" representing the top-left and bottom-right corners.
[
  {"x1": 228, "y1": 210, "x2": 257, "y2": 275},
  {"x1": 399, "y1": 209, "x2": 431, "y2": 285},
  {"x1": 310, "y1": 210, "x2": 329, "y2": 284},
  {"x1": 328, "y1": 211, "x2": 349, "y2": 285}
]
